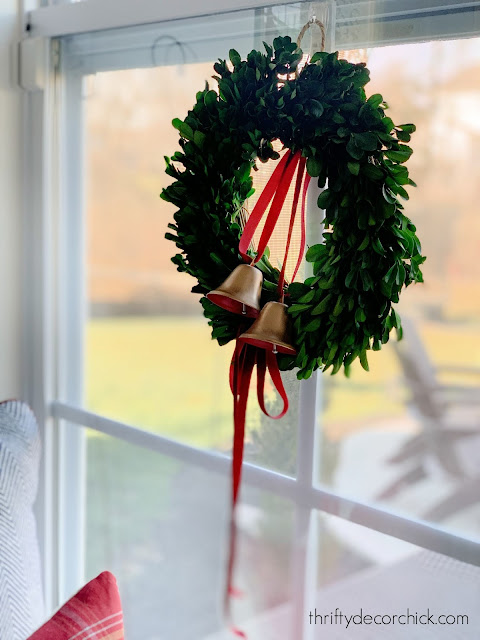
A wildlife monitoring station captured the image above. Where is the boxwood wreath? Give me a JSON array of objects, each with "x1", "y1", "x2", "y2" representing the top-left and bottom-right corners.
[{"x1": 161, "y1": 36, "x2": 426, "y2": 379}]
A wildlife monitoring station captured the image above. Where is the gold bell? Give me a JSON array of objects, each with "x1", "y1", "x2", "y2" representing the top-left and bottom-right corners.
[
  {"x1": 207, "y1": 264, "x2": 263, "y2": 318},
  {"x1": 239, "y1": 301, "x2": 297, "y2": 355}
]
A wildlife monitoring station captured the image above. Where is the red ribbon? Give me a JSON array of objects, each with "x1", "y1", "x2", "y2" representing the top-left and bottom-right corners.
[
  {"x1": 239, "y1": 150, "x2": 300, "y2": 264},
  {"x1": 277, "y1": 156, "x2": 311, "y2": 297},
  {"x1": 226, "y1": 150, "x2": 311, "y2": 635}
]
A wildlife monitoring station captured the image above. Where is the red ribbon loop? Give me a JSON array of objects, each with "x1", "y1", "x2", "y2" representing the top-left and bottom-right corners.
[
  {"x1": 292, "y1": 165, "x2": 311, "y2": 284},
  {"x1": 278, "y1": 157, "x2": 311, "y2": 296},
  {"x1": 225, "y1": 340, "x2": 255, "y2": 630},
  {"x1": 256, "y1": 349, "x2": 289, "y2": 419},
  {"x1": 238, "y1": 148, "x2": 311, "y2": 294},
  {"x1": 277, "y1": 156, "x2": 305, "y2": 295}
]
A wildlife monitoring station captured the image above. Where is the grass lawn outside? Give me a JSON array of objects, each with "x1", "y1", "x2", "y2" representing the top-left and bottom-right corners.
[
  {"x1": 85, "y1": 316, "x2": 235, "y2": 450},
  {"x1": 86, "y1": 316, "x2": 480, "y2": 447}
]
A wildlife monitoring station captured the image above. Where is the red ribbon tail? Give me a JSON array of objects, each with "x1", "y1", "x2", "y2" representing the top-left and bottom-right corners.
[{"x1": 225, "y1": 342, "x2": 255, "y2": 623}]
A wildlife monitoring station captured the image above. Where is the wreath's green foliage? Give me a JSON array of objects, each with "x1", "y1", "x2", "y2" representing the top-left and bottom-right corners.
[{"x1": 161, "y1": 36, "x2": 425, "y2": 379}]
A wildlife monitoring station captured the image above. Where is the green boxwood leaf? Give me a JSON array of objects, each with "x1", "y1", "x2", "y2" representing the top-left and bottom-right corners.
[
  {"x1": 235, "y1": 162, "x2": 252, "y2": 182},
  {"x1": 305, "y1": 244, "x2": 325, "y2": 263},
  {"x1": 382, "y1": 184, "x2": 397, "y2": 204},
  {"x1": 312, "y1": 294, "x2": 332, "y2": 315},
  {"x1": 328, "y1": 344, "x2": 338, "y2": 361},
  {"x1": 345, "y1": 268, "x2": 357, "y2": 288},
  {"x1": 298, "y1": 289, "x2": 316, "y2": 303},
  {"x1": 307, "y1": 156, "x2": 323, "y2": 178},
  {"x1": 371, "y1": 237, "x2": 385, "y2": 255},
  {"x1": 398, "y1": 123, "x2": 416, "y2": 133},
  {"x1": 367, "y1": 93, "x2": 383, "y2": 109},
  {"x1": 362, "y1": 164, "x2": 384, "y2": 180},
  {"x1": 396, "y1": 130, "x2": 411, "y2": 142},
  {"x1": 385, "y1": 148, "x2": 413, "y2": 163},
  {"x1": 346, "y1": 138, "x2": 363, "y2": 160},
  {"x1": 355, "y1": 308, "x2": 366, "y2": 323},
  {"x1": 172, "y1": 118, "x2": 194, "y2": 140},
  {"x1": 194, "y1": 130, "x2": 206, "y2": 148},
  {"x1": 359, "y1": 349, "x2": 369, "y2": 371},
  {"x1": 305, "y1": 318, "x2": 322, "y2": 332},
  {"x1": 353, "y1": 132, "x2": 378, "y2": 151},
  {"x1": 347, "y1": 161, "x2": 360, "y2": 176},
  {"x1": 229, "y1": 49, "x2": 241, "y2": 67},
  {"x1": 317, "y1": 189, "x2": 332, "y2": 210},
  {"x1": 310, "y1": 51, "x2": 328, "y2": 64},
  {"x1": 309, "y1": 99, "x2": 324, "y2": 118},
  {"x1": 289, "y1": 303, "x2": 312, "y2": 314},
  {"x1": 204, "y1": 90, "x2": 218, "y2": 108},
  {"x1": 333, "y1": 295, "x2": 344, "y2": 317},
  {"x1": 382, "y1": 116, "x2": 394, "y2": 132},
  {"x1": 358, "y1": 235, "x2": 369, "y2": 251},
  {"x1": 288, "y1": 282, "x2": 310, "y2": 297}
]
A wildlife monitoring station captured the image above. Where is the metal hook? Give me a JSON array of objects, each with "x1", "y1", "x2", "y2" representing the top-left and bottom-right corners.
[{"x1": 150, "y1": 34, "x2": 196, "y2": 68}]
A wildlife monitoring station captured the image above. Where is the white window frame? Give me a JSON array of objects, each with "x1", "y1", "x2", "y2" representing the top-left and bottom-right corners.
[{"x1": 21, "y1": 0, "x2": 480, "y2": 635}]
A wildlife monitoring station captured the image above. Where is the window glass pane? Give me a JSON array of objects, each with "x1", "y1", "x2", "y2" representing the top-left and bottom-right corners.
[
  {"x1": 317, "y1": 38, "x2": 480, "y2": 543},
  {"x1": 84, "y1": 65, "x2": 228, "y2": 452},
  {"x1": 86, "y1": 430, "x2": 296, "y2": 639},
  {"x1": 206, "y1": 511, "x2": 480, "y2": 638},
  {"x1": 86, "y1": 430, "x2": 227, "y2": 638}
]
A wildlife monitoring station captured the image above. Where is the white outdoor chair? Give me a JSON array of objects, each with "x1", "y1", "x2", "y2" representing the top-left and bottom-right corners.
[{"x1": 377, "y1": 316, "x2": 480, "y2": 521}]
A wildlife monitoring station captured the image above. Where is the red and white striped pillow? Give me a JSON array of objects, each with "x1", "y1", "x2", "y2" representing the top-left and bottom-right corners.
[{"x1": 27, "y1": 572, "x2": 124, "y2": 640}]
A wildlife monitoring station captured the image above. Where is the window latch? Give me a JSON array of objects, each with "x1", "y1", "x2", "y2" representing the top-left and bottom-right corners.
[{"x1": 18, "y1": 37, "x2": 49, "y2": 92}]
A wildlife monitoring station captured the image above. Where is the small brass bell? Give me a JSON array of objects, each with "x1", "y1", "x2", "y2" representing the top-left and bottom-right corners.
[
  {"x1": 206, "y1": 264, "x2": 263, "y2": 318},
  {"x1": 239, "y1": 301, "x2": 297, "y2": 355}
]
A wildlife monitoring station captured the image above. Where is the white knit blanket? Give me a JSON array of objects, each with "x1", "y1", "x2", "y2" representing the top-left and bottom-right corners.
[{"x1": 0, "y1": 401, "x2": 44, "y2": 639}]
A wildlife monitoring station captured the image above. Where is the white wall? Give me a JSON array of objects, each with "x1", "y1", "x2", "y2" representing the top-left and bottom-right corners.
[{"x1": 0, "y1": 1, "x2": 22, "y2": 400}]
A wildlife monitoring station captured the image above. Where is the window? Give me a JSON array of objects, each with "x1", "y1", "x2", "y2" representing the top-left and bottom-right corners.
[{"x1": 23, "y1": 1, "x2": 480, "y2": 638}]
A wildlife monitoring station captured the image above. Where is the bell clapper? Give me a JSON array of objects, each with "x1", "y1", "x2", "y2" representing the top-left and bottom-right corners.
[
  {"x1": 242, "y1": 303, "x2": 247, "y2": 315},
  {"x1": 272, "y1": 344, "x2": 278, "y2": 354}
]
